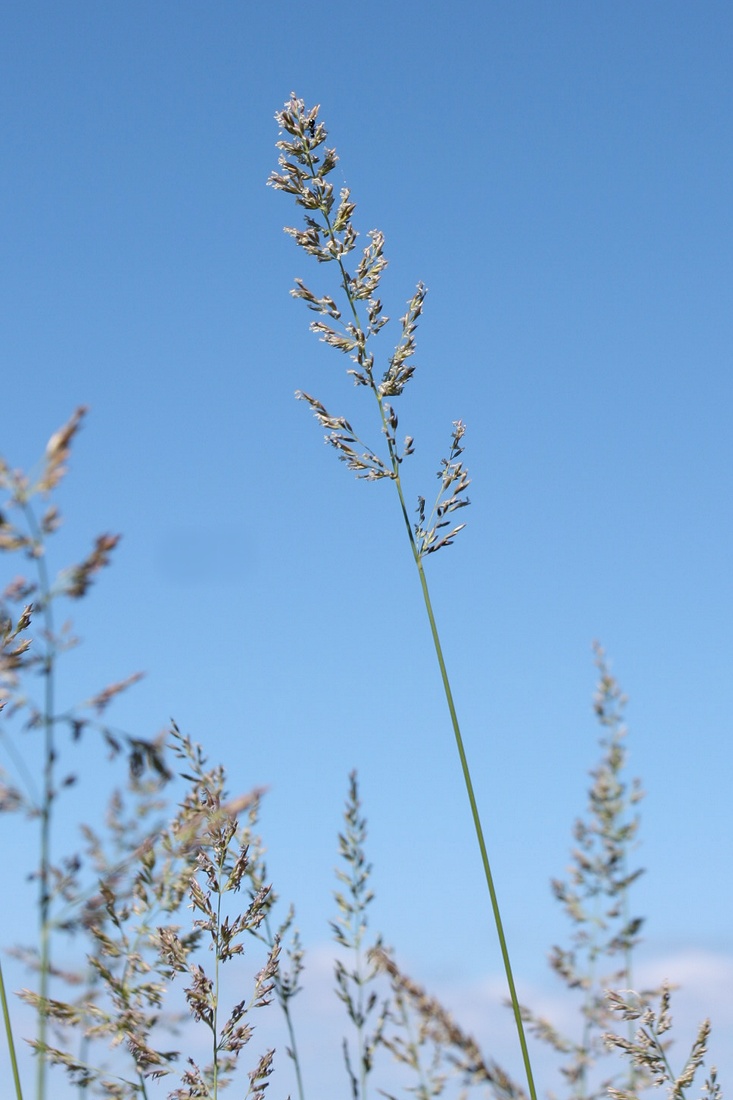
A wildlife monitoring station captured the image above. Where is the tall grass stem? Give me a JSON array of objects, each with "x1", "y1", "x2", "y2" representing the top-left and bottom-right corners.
[
  {"x1": 377, "y1": 385, "x2": 538, "y2": 1100},
  {"x1": 20, "y1": 501, "x2": 54, "y2": 1100},
  {"x1": 270, "y1": 94, "x2": 538, "y2": 1100},
  {"x1": 412, "y1": 557, "x2": 537, "y2": 1100},
  {"x1": 1, "y1": 959, "x2": 24, "y2": 1100}
]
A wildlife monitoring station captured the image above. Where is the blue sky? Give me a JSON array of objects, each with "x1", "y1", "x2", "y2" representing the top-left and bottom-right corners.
[{"x1": 2, "y1": 2, "x2": 732, "y2": 1095}]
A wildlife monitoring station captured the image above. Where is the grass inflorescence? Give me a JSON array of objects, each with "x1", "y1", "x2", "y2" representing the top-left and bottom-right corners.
[{"x1": 268, "y1": 90, "x2": 536, "y2": 1100}]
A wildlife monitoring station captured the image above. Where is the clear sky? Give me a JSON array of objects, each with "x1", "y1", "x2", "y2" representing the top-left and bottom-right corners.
[{"x1": 2, "y1": 2, "x2": 732, "y2": 1096}]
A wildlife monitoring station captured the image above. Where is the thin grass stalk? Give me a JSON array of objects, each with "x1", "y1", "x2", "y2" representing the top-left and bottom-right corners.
[
  {"x1": 413, "y1": 558, "x2": 536, "y2": 1100},
  {"x1": 281, "y1": 999, "x2": 305, "y2": 1100},
  {"x1": 378, "y1": 392, "x2": 536, "y2": 1100},
  {"x1": 213, "y1": 872, "x2": 223, "y2": 1097},
  {"x1": 20, "y1": 501, "x2": 54, "y2": 1100},
  {"x1": 1, "y1": 958, "x2": 24, "y2": 1100},
  {"x1": 272, "y1": 97, "x2": 538, "y2": 1100},
  {"x1": 332, "y1": 772, "x2": 386, "y2": 1100},
  {"x1": 620, "y1": 850, "x2": 638, "y2": 1088},
  {"x1": 116, "y1": 937, "x2": 153, "y2": 1100},
  {"x1": 74, "y1": 966, "x2": 96, "y2": 1100},
  {"x1": 374, "y1": 406, "x2": 536, "y2": 1098},
  {"x1": 645, "y1": 995, "x2": 683, "y2": 1094},
  {"x1": 261, "y1": 910, "x2": 306, "y2": 1100},
  {"x1": 357, "y1": 937, "x2": 368, "y2": 1100}
]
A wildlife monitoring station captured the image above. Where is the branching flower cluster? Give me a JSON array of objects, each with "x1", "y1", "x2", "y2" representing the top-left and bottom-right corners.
[
  {"x1": 0, "y1": 416, "x2": 280, "y2": 1100},
  {"x1": 268, "y1": 93, "x2": 470, "y2": 559},
  {"x1": 0, "y1": 407, "x2": 150, "y2": 757},
  {"x1": 519, "y1": 646, "x2": 652, "y2": 1100},
  {"x1": 372, "y1": 946, "x2": 526, "y2": 1100},
  {"x1": 605, "y1": 986, "x2": 719, "y2": 1100},
  {"x1": 331, "y1": 771, "x2": 387, "y2": 1100}
]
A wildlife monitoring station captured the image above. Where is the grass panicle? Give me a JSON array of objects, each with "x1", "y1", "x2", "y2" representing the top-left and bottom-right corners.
[
  {"x1": 372, "y1": 945, "x2": 526, "y2": 1100},
  {"x1": 1, "y1": 422, "x2": 278, "y2": 1099},
  {"x1": 0, "y1": 408, "x2": 163, "y2": 1100},
  {"x1": 520, "y1": 645, "x2": 655, "y2": 1100},
  {"x1": 331, "y1": 771, "x2": 387, "y2": 1100},
  {"x1": 605, "y1": 986, "x2": 719, "y2": 1100}
]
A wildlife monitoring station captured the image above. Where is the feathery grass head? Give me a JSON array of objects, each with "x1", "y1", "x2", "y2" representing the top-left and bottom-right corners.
[
  {"x1": 269, "y1": 93, "x2": 470, "y2": 561},
  {"x1": 372, "y1": 945, "x2": 526, "y2": 1100},
  {"x1": 605, "y1": 986, "x2": 719, "y2": 1100},
  {"x1": 519, "y1": 646, "x2": 652, "y2": 1100},
  {"x1": 16, "y1": 725, "x2": 279, "y2": 1098},
  {"x1": 332, "y1": 771, "x2": 387, "y2": 1100}
]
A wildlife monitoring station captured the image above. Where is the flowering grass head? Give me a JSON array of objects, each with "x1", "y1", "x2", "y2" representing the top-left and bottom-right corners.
[{"x1": 268, "y1": 93, "x2": 470, "y2": 561}]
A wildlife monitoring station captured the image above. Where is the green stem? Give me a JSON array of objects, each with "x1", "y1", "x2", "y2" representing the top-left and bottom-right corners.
[
  {"x1": 379, "y1": 400, "x2": 537, "y2": 1100},
  {"x1": 116, "y1": 939, "x2": 152, "y2": 1100},
  {"x1": 651, "y1": 1010, "x2": 684, "y2": 1095},
  {"x1": 377, "y1": 341, "x2": 538, "y2": 1100},
  {"x1": 21, "y1": 503, "x2": 54, "y2": 1100},
  {"x1": 411, "y1": 556, "x2": 537, "y2": 1100},
  {"x1": 619, "y1": 849, "x2": 640, "y2": 1094},
  {"x1": 357, "y1": 938, "x2": 367, "y2": 1100},
  {"x1": 261, "y1": 912, "x2": 306, "y2": 1100},
  {"x1": 1, "y1": 958, "x2": 24, "y2": 1100},
  {"x1": 281, "y1": 999, "x2": 306, "y2": 1100},
  {"x1": 212, "y1": 859, "x2": 224, "y2": 1098}
]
